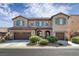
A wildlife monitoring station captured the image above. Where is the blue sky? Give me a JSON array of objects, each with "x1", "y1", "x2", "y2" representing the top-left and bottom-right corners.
[{"x1": 0, "y1": 3, "x2": 79, "y2": 27}]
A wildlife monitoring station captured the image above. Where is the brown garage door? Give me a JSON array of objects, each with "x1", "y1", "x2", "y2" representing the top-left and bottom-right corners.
[
  {"x1": 56, "y1": 32, "x2": 64, "y2": 40},
  {"x1": 14, "y1": 32, "x2": 31, "y2": 40}
]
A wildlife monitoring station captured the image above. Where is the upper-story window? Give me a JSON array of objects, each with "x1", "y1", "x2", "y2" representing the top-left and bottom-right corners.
[
  {"x1": 55, "y1": 17, "x2": 67, "y2": 25},
  {"x1": 44, "y1": 22, "x2": 49, "y2": 26},
  {"x1": 15, "y1": 20, "x2": 24, "y2": 26},
  {"x1": 35, "y1": 21, "x2": 44, "y2": 27}
]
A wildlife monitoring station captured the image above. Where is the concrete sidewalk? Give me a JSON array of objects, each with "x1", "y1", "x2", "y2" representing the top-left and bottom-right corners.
[{"x1": 68, "y1": 41, "x2": 79, "y2": 46}]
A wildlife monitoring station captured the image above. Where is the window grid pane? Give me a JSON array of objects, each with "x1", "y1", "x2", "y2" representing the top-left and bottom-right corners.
[
  {"x1": 35, "y1": 21, "x2": 44, "y2": 27},
  {"x1": 55, "y1": 18, "x2": 66, "y2": 25},
  {"x1": 16, "y1": 20, "x2": 24, "y2": 26}
]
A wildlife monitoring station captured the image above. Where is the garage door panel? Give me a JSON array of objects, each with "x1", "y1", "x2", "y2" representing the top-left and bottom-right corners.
[
  {"x1": 14, "y1": 32, "x2": 31, "y2": 40},
  {"x1": 56, "y1": 32, "x2": 64, "y2": 40}
]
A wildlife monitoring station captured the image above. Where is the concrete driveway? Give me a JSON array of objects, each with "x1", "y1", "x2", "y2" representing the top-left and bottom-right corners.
[{"x1": 0, "y1": 40, "x2": 29, "y2": 48}]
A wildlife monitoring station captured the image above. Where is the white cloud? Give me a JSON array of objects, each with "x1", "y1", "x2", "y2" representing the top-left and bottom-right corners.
[
  {"x1": 0, "y1": 3, "x2": 20, "y2": 27},
  {"x1": 0, "y1": 4, "x2": 20, "y2": 18},
  {"x1": 0, "y1": 3, "x2": 73, "y2": 27},
  {"x1": 24, "y1": 3, "x2": 72, "y2": 17}
]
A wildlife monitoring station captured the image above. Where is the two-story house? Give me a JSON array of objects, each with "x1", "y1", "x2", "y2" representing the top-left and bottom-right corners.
[{"x1": 7, "y1": 12, "x2": 79, "y2": 40}]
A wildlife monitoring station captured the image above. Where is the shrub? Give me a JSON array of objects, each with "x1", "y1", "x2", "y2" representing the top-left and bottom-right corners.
[
  {"x1": 71, "y1": 37, "x2": 79, "y2": 44},
  {"x1": 29, "y1": 35, "x2": 41, "y2": 44},
  {"x1": 39, "y1": 39, "x2": 48, "y2": 45},
  {"x1": 47, "y1": 36, "x2": 58, "y2": 43}
]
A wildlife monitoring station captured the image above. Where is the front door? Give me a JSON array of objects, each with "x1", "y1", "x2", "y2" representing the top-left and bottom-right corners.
[
  {"x1": 37, "y1": 31, "x2": 42, "y2": 37},
  {"x1": 45, "y1": 31, "x2": 50, "y2": 38},
  {"x1": 56, "y1": 32, "x2": 64, "y2": 40}
]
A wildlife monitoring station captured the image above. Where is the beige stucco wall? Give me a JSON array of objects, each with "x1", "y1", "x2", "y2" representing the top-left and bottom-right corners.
[
  {"x1": 51, "y1": 14, "x2": 79, "y2": 39},
  {"x1": 69, "y1": 15, "x2": 79, "y2": 32},
  {"x1": 51, "y1": 14, "x2": 71, "y2": 39},
  {"x1": 52, "y1": 14, "x2": 69, "y2": 32}
]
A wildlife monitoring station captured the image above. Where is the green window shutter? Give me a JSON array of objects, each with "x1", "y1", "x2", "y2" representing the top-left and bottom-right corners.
[
  {"x1": 16, "y1": 20, "x2": 20, "y2": 26},
  {"x1": 40, "y1": 21, "x2": 44, "y2": 26},
  {"x1": 20, "y1": 20, "x2": 24, "y2": 26},
  {"x1": 16, "y1": 20, "x2": 24, "y2": 26},
  {"x1": 63, "y1": 19, "x2": 66, "y2": 25},
  {"x1": 55, "y1": 19, "x2": 60, "y2": 25},
  {"x1": 36, "y1": 21, "x2": 39, "y2": 26},
  {"x1": 39, "y1": 21, "x2": 41, "y2": 26},
  {"x1": 55, "y1": 18, "x2": 66, "y2": 25},
  {"x1": 38, "y1": 21, "x2": 44, "y2": 26},
  {"x1": 22, "y1": 21, "x2": 24, "y2": 26}
]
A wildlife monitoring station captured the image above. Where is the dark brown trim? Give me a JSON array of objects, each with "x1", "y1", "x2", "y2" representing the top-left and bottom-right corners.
[
  {"x1": 9, "y1": 27, "x2": 52, "y2": 30},
  {"x1": 9, "y1": 27, "x2": 36, "y2": 30},
  {"x1": 70, "y1": 15, "x2": 79, "y2": 16},
  {"x1": 45, "y1": 31, "x2": 50, "y2": 38},
  {"x1": 29, "y1": 18, "x2": 51, "y2": 21}
]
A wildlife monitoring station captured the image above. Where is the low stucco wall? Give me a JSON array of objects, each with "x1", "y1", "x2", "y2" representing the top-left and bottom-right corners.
[{"x1": 0, "y1": 28, "x2": 8, "y2": 32}]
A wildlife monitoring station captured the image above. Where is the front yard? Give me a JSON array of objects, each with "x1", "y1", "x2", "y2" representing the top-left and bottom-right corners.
[
  {"x1": 0, "y1": 40, "x2": 78, "y2": 48},
  {"x1": 0, "y1": 35, "x2": 79, "y2": 48},
  {"x1": 0, "y1": 40, "x2": 69, "y2": 48}
]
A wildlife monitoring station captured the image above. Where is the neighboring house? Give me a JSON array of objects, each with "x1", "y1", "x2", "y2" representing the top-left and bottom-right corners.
[{"x1": 1, "y1": 12, "x2": 79, "y2": 40}]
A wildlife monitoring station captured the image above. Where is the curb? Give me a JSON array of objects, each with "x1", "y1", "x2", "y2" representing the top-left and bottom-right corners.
[{"x1": 0, "y1": 46, "x2": 79, "y2": 49}]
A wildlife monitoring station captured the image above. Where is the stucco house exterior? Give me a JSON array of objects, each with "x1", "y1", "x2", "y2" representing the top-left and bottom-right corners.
[{"x1": 0, "y1": 12, "x2": 79, "y2": 40}]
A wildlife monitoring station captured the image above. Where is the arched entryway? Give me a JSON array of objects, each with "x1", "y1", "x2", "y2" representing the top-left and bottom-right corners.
[
  {"x1": 45, "y1": 31, "x2": 50, "y2": 38},
  {"x1": 36, "y1": 31, "x2": 42, "y2": 37}
]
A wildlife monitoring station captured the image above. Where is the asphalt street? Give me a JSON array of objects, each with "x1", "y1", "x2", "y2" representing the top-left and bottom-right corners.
[{"x1": 0, "y1": 48, "x2": 79, "y2": 56}]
